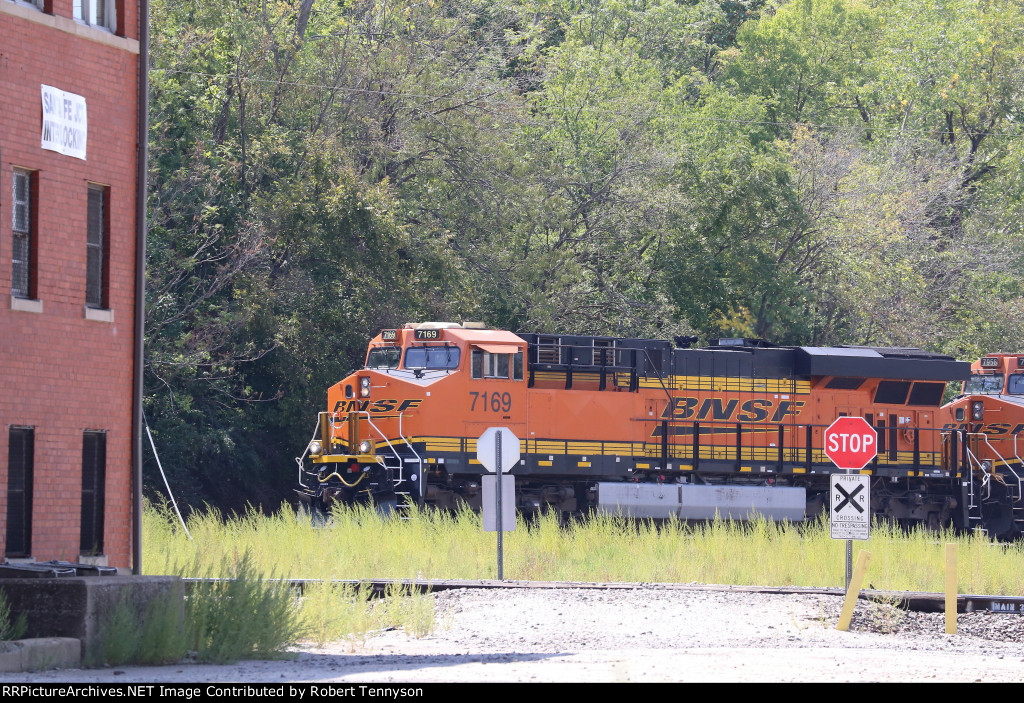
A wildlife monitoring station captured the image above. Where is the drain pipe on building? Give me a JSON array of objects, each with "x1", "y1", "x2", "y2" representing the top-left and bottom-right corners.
[{"x1": 132, "y1": 0, "x2": 151, "y2": 575}]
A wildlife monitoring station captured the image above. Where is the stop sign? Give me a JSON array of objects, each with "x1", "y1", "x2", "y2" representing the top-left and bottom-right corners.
[{"x1": 824, "y1": 417, "x2": 877, "y2": 470}]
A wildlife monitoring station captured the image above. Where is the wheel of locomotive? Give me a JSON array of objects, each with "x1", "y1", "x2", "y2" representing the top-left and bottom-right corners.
[
  {"x1": 373, "y1": 492, "x2": 399, "y2": 518},
  {"x1": 297, "y1": 495, "x2": 331, "y2": 527}
]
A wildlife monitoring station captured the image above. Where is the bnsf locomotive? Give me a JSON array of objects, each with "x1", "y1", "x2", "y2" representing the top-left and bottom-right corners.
[
  {"x1": 943, "y1": 353, "x2": 1024, "y2": 538},
  {"x1": 294, "y1": 322, "x2": 1024, "y2": 537}
]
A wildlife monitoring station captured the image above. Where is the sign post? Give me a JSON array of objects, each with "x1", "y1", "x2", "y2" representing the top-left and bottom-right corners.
[
  {"x1": 824, "y1": 416, "x2": 875, "y2": 589},
  {"x1": 477, "y1": 427, "x2": 520, "y2": 580}
]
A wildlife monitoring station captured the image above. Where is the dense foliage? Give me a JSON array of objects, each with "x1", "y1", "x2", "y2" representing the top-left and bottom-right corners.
[{"x1": 145, "y1": 0, "x2": 1024, "y2": 510}]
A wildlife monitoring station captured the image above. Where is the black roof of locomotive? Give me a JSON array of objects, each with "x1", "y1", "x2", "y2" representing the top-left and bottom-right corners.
[{"x1": 517, "y1": 332, "x2": 971, "y2": 382}]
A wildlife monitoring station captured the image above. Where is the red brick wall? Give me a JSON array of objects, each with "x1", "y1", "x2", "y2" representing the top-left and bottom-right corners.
[{"x1": 0, "y1": 3, "x2": 141, "y2": 569}]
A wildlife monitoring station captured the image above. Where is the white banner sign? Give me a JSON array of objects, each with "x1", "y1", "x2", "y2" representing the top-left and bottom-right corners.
[{"x1": 40, "y1": 85, "x2": 87, "y2": 160}]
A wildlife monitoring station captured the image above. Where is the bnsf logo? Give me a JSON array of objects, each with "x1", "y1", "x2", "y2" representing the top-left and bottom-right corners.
[
  {"x1": 333, "y1": 399, "x2": 423, "y2": 413},
  {"x1": 943, "y1": 422, "x2": 1024, "y2": 436},
  {"x1": 661, "y1": 397, "x2": 805, "y2": 423}
]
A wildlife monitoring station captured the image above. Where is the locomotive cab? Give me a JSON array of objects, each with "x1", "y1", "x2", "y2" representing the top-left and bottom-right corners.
[
  {"x1": 296, "y1": 322, "x2": 528, "y2": 513},
  {"x1": 946, "y1": 354, "x2": 1024, "y2": 428}
]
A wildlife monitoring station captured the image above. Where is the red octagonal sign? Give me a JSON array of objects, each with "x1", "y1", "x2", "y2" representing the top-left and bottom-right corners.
[{"x1": 824, "y1": 416, "x2": 877, "y2": 470}]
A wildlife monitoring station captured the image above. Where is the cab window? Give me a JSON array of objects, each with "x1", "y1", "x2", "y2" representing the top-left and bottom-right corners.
[
  {"x1": 472, "y1": 350, "x2": 523, "y2": 380},
  {"x1": 964, "y1": 374, "x2": 1005, "y2": 395},
  {"x1": 404, "y1": 345, "x2": 460, "y2": 370},
  {"x1": 1007, "y1": 374, "x2": 1024, "y2": 395},
  {"x1": 366, "y1": 346, "x2": 400, "y2": 369}
]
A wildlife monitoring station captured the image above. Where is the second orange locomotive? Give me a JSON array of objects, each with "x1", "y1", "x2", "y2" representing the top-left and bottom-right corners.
[{"x1": 943, "y1": 353, "x2": 1024, "y2": 537}]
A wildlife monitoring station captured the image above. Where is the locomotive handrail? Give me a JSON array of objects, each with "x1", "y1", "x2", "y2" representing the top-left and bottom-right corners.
[
  {"x1": 398, "y1": 411, "x2": 424, "y2": 508},
  {"x1": 964, "y1": 432, "x2": 1023, "y2": 503},
  {"x1": 348, "y1": 410, "x2": 403, "y2": 470},
  {"x1": 636, "y1": 419, "x2": 949, "y2": 475},
  {"x1": 960, "y1": 435, "x2": 993, "y2": 501},
  {"x1": 527, "y1": 340, "x2": 672, "y2": 402},
  {"x1": 295, "y1": 415, "x2": 325, "y2": 489}
]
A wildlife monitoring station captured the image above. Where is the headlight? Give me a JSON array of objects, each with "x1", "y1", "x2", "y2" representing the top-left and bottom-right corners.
[
  {"x1": 972, "y1": 401, "x2": 984, "y2": 421},
  {"x1": 358, "y1": 440, "x2": 372, "y2": 454},
  {"x1": 360, "y1": 377, "x2": 371, "y2": 398},
  {"x1": 308, "y1": 440, "x2": 322, "y2": 455}
]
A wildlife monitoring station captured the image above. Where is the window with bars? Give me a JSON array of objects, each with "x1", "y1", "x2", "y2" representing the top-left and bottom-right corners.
[
  {"x1": 6, "y1": 427, "x2": 34, "y2": 558},
  {"x1": 536, "y1": 337, "x2": 559, "y2": 364},
  {"x1": 12, "y1": 169, "x2": 35, "y2": 299},
  {"x1": 592, "y1": 340, "x2": 614, "y2": 366},
  {"x1": 81, "y1": 431, "x2": 106, "y2": 556},
  {"x1": 86, "y1": 185, "x2": 108, "y2": 308},
  {"x1": 73, "y1": 0, "x2": 115, "y2": 30}
]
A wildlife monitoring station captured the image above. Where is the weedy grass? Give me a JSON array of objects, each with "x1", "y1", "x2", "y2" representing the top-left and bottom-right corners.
[
  {"x1": 0, "y1": 588, "x2": 27, "y2": 642},
  {"x1": 136, "y1": 593, "x2": 189, "y2": 665},
  {"x1": 86, "y1": 586, "x2": 187, "y2": 667},
  {"x1": 376, "y1": 582, "x2": 435, "y2": 639},
  {"x1": 93, "y1": 593, "x2": 140, "y2": 667},
  {"x1": 298, "y1": 582, "x2": 376, "y2": 649},
  {"x1": 143, "y1": 499, "x2": 1024, "y2": 648},
  {"x1": 184, "y1": 552, "x2": 302, "y2": 664}
]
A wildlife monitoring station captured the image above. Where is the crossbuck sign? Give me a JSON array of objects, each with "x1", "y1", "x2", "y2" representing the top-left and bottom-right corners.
[{"x1": 830, "y1": 473, "x2": 870, "y2": 540}]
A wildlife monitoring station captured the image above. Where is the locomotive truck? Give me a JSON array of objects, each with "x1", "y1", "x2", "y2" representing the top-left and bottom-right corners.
[{"x1": 294, "y1": 322, "x2": 1023, "y2": 537}]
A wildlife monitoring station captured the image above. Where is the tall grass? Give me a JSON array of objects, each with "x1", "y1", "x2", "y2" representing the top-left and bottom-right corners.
[
  {"x1": 0, "y1": 588, "x2": 27, "y2": 642},
  {"x1": 143, "y1": 500, "x2": 1024, "y2": 595}
]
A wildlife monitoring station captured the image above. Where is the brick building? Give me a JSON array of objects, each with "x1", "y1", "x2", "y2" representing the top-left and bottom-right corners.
[{"x1": 0, "y1": 0, "x2": 146, "y2": 571}]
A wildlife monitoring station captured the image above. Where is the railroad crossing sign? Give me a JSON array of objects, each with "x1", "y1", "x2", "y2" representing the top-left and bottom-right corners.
[
  {"x1": 476, "y1": 427, "x2": 520, "y2": 473},
  {"x1": 830, "y1": 473, "x2": 870, "y2": 540},
  {"x1": 823, "y1": 416, "x2": 877, "y2": 470}
]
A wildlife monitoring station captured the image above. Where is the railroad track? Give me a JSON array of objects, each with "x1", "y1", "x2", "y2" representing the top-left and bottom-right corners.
[{"x1": 183, "y1": 577, "x2": 1024, "y2": 614}]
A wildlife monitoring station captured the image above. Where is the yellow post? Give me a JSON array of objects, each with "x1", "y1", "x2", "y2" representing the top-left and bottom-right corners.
[
  {"x1": 945, "y1": 543, "x2": 958, "y2": 635},
  {"x1": 836, "y1": 550, "x2": 871, "y2": 631}
]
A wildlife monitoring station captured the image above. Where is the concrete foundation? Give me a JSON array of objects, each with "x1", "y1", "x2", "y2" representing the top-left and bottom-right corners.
[
  {"x1": 0, "y1": 638, "x2": 81, "y2": 673},
  {"x1": 0, "y1": 576, "x2": 183, "y2": 656}
]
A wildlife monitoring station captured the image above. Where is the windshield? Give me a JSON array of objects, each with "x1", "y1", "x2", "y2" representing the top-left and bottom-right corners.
[
  {"x1": 366, "y1": 346, "x2": 400, "y2": 369},
  {"x1": 405, "y1": 345, "x2": 461, "y2": 370},
  {"x1": 1008, "y1": 374, "x2": 1024, "y2": 395},
  {"x1": 964, "y1": 374, "x2": 1005, "y2": 395}
]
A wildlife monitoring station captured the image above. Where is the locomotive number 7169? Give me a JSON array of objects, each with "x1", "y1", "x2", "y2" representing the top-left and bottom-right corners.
[{"x1": 469, "y1": 391, "x2": 512, "y2": 413}]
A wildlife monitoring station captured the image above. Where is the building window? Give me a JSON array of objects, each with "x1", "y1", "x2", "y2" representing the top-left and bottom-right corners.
[
  {"x1": 6, "y1": 427, "x2": 34, "y2": 558},
  {"x1": 81, "y1": 431, "x2": 106, "y2": 556},
  {"x1": 12, "y1": 169, "x2": 37, "y2": 299},
  {"x1": 86, "y1": 184, "x2": 109, "y2": 308},
  {"x1": 5, "y1": 0, "x2": 46, "y2": 10},
  {"x1": 73, "y1": 0, "x2": 115, "y2": 30},
  {"x1": 8, "y1": 0, "x2": 45, "y2": 10}
]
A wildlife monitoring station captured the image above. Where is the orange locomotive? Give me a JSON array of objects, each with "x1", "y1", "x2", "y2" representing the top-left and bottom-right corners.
[
  {"x1": 942, "y1": 353, "x2": 1024, "y2": 538},
  {"x1": 296, "y1": 322, "x2": 996, "y2": 531}
]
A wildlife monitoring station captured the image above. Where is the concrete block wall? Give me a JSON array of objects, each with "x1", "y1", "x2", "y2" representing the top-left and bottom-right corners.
[{"x1": 0, "y1": 576, "x2": 184, "y2": 655}]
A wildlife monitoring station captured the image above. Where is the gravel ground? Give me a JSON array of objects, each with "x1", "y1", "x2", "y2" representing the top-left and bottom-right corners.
[{"x1": 6, "y1": 586, "x2": 1024, "y2": 683}]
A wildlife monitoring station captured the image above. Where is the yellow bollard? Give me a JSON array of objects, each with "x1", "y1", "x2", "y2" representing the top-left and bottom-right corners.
[
  {"x1": 836, "y1": 550, "x2": 871, "y2": 631},
  {"x1": 945, "y1": 543, "x2": 957, "y2": 635}
]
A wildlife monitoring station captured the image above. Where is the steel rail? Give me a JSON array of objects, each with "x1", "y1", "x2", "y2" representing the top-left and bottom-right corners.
[{"x1": 181, "y1": 577, "x2": 1024, "y2": 614}]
